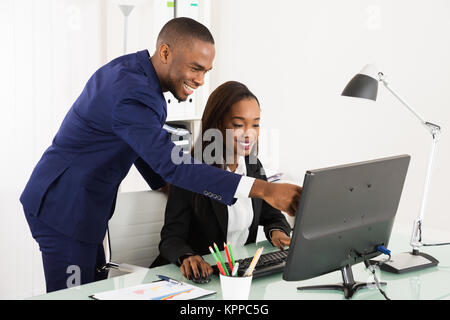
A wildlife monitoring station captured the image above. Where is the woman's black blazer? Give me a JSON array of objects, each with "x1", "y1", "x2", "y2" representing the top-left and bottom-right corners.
[{"x1": 151, "y1": 157, "x2": 291, "y2": 267}]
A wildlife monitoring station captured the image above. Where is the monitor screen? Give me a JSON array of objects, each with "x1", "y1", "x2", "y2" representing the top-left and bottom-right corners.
[{"x1": 283, "y1": 154, "x2": 410, "y2": 282}]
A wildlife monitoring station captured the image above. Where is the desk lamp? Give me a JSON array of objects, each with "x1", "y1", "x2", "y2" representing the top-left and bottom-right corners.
[{"x1": 341, "y1": 64, "x2": 441, "y2": 273}]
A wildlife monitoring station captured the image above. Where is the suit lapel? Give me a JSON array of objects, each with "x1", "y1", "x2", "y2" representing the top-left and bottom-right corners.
[
  {"x1": 245, "y1": 157, "x2": 263, "y2": 234},
  {"x1": 249, "y1": 197, "x2": 262, "y2": 234},
  {"x1": 210, "y1": 198, "x2": 229, "y2": 238},
  {"x1": 209, "y1": 157, "x2": 264, "y2": 239}
]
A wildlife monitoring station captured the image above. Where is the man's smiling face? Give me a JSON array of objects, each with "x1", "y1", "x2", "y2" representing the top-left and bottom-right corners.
[{"x1": 166, "y1": 39, "x2": 214, "y2": 101}]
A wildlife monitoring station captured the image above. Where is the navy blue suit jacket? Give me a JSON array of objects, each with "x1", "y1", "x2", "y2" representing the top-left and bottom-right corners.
[{"x1": 20, "y1": 50, "x2": 241, "y2": 244}]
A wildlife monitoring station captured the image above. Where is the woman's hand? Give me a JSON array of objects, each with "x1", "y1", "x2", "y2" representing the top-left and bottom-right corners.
[
  {"x1": 179, "y1": 255, "x2": 213, "y2": 280},
  {"x1": 271, "y1": 230, "x2": 291, "y2": 250}
]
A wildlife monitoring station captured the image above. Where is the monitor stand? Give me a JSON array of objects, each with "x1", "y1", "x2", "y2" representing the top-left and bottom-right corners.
[{"x1": 297, "y1": 264, "x2": 386, "y2": 299}]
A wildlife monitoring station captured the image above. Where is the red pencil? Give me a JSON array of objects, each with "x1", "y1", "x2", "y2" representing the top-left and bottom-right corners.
[
  {"x1": 216, "y1": 261, "x2": 227, "y2": 276},
  {"x1": 223, "y1": 242, "x2": 233, "y2": 273},
  {"x1": 209, "y1": 246, "x2": 227, "y2": 276}
]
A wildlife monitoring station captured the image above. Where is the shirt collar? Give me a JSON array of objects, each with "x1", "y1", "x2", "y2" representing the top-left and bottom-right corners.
[
  {"x1": 227, "y1": 156, "x2": 247, "y2": 176},
  {"x1": 136, "y1": 49, "x2": 166, "y2": 117},
  {"x1": 137, "y1": 50, "x2": 163, "y2": 92}
]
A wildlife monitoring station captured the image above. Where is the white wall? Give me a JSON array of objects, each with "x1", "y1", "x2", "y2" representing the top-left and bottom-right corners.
[
  {"x1": 209, "y1": 0, "x2": 450, "y2": 239},
  {"x1": 0, "y1": 0, "x2": 105, "y2": 299}
]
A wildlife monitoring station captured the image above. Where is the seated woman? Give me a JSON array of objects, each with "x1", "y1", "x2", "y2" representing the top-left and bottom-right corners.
[{"x1": 150, "y1": 81, "x2": 291, "y2": 280}]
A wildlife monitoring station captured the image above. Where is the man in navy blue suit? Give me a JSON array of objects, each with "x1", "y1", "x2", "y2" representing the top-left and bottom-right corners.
[{"x1": 20, "y1": 17, "x2": 302, "y2": 292}]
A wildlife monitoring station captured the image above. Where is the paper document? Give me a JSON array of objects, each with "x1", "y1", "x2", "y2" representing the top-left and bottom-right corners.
[{"x1": 90, "y1": 280, "x2": 216, "y2": 300}]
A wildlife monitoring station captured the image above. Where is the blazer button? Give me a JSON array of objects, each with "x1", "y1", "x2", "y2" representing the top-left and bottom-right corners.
[
  {"x1": 217, "y1": 195, "x2": 222, "y2": 200},
  {"x1": 203, "y1": 190, "x2": 209, "y2": 196}
]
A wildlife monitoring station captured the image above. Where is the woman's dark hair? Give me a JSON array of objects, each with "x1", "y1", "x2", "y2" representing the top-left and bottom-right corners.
[{"x1": 191, "y1": 81, "x2": 260, "y2": 214}]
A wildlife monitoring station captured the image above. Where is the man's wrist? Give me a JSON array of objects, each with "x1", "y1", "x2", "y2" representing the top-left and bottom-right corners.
[{"x1": 249, "y1": 179, "x2": 269, "y2": 199}]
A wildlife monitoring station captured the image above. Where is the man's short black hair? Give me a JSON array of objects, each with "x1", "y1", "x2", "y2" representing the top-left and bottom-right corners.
[{"x1": 156, "y1": 17, "x2": 214, "y2": 49}]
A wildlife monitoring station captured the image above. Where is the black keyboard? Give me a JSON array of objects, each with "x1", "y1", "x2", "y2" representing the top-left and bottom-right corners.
[{"x1": 212, "y1": 249, "x2": 289, "y2": 278}]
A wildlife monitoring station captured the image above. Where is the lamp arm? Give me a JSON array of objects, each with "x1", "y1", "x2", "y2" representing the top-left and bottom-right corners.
[
  {"x1": 379, "y1": 77, "x2": 427, "y2": 125},
  {"x1": 380, "y1": 77, "x2": 441, "y2": 136},
  {"x1": 379, "y1": 74, "x2": 442, "y2": 251}
]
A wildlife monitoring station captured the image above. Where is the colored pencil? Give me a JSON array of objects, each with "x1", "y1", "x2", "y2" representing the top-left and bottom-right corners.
[
  {"x1": 213, "y1": 242, "x2": 229, "y2": 276},
  {"x1": 214, "y1": 260, "x2": 226, "y2": 276},
  {"x1": 209, "y1": 246, "x2": 226, "y2": 275},
  {"x1": 244, "y1": 247, "x2": 264, "y2": 276},
  {"x1": 223, "y1": 242, "x2": 233, "y2": 272},
  {"x1": 231, "y1": 262, "x2": 239, "y2": 277},
  {"x1": 216, "y1": 262, "x2": 227, "y2": 276},
  {"x1": 209, "y1": 246, "x2": 219, "y2": 261},
  {"x1": 227, "y1": 242, "x2": 236, "y2": 267}
]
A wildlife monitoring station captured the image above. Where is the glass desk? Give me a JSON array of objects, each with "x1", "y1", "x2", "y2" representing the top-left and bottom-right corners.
[{"x1": 28, "y1": 233, "x2": 450, "y2": 300}]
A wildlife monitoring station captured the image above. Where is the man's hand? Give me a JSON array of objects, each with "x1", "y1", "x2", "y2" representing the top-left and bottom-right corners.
[
  {"x1": 179, "y1": 255, "x2": 213, "y2": 280},
  {"x1": 271, "y1": 230, "x2": 291, "y2": 250},
  {"x1": 250, "y1": 179, "x2": 302, "y2": 216}
]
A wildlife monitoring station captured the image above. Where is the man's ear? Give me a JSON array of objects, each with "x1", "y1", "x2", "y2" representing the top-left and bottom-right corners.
[{"x1": 158, "y1": 43, "x2": 171, "y2": 64}]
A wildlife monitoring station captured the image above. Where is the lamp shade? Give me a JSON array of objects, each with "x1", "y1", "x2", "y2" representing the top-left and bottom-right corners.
[{"x1": 341, "y1": 64, "x2": 379, "y2": 101}]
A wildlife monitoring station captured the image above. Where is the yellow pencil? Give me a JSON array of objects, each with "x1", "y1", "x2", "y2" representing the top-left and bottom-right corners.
[{"x1": 244, "y1": 247, "x2": 264, "y2": 276}]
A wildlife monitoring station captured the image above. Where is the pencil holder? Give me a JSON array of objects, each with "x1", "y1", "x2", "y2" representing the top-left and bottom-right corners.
[{"x1": 219, "y1": 274, "x2": 253, "y2": 300}]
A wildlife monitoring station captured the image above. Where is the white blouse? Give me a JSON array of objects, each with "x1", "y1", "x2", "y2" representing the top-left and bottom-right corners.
[{"x1": 226, "y1": 157, "x2": 254, "y2": 247}]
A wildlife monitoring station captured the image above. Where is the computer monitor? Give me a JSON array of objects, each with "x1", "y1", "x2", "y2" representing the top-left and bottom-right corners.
[{"x1": 283, "y1": 154, "x2": 411, "y2": 299}]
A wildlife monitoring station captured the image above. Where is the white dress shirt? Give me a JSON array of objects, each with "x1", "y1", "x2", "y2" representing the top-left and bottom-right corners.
[
  {"x1": 233, "y1": 171, "x2": 255, "y2": 199},
  {"x1": 226, "y1": 157, "x2": 255, "y2": 247}
]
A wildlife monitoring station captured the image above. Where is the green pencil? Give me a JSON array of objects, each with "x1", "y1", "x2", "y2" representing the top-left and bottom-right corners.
[
  {"x1": 209, "y1": 246, "x2": 219, "y2": 263},
  {"x1": 227, "y1": 242, "x2": 236, "y2": 267},
  {"x1": 213, "y1": 242, "x2": 229, "y2": 276}
]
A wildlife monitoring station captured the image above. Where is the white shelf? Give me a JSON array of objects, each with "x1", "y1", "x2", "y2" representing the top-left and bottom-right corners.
[{"x1": 166, "y1": 115, "x2": 202, "y2": 122}]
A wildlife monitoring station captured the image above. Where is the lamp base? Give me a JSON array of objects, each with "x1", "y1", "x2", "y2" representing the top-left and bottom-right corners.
[{"x1": 370, "y1": 250, "x2": 438, "y2": 274}]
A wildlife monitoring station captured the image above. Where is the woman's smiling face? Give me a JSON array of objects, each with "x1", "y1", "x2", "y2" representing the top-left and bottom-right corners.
[{"x1": 222, "y1": 97, "x2": 260, "y2": 159}]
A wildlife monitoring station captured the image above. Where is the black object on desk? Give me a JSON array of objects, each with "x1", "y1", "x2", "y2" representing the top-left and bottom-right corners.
[
  {"x1": 212, "y1": 249, "x2": 289, "y2": 278},
  {"x1": 191, "y1": 274, "x2": 211, "y2": 284}
]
